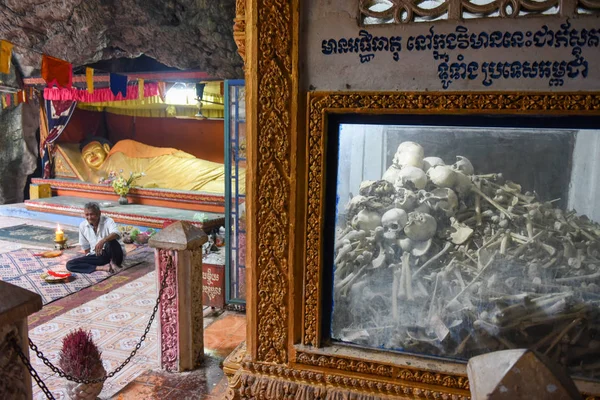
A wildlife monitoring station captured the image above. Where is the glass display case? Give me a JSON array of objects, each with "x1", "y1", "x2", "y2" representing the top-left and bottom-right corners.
[
  {"x1": 224, "y1": 79, "x2": 247, "y2": 305},
  {"x1": 328, "y1": 116, "x2": 600, "y2": 382}
]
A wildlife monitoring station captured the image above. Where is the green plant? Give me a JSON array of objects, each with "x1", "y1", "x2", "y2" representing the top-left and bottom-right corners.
[
  {"x1": 129, "y1": 228, "x2": 140, "y2": 242},
  {"x1": 112, "y1": 171, "x2": 144, "y2": 196},
  {"x1": 58, "y1": 329, "x2": 104, "y2": 380}
]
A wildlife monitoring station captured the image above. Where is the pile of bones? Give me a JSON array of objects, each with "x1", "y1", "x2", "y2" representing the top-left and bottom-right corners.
[{"x1": 333, "y1": 141, "x2": 600, "y2": 379}]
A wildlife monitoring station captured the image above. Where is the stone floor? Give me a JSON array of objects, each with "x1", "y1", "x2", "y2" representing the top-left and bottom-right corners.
[
  {"x1": 113, "y1": 314, "x2": 246, "y2": 399},
  {"x1": 0, "y1": 215, "x2": 244, "y2": 400}
]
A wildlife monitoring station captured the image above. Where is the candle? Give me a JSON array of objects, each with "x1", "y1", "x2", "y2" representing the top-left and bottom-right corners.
[{"x1": 55, "y1": 224, "x2": 64, "y2": 242}]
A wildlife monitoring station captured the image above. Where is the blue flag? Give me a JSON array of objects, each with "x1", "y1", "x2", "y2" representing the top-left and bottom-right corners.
[{"x1": 110, "y1": 73, "x2": 127, "y2": 97}]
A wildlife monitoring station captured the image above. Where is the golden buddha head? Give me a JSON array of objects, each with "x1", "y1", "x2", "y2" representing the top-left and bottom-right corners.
[{"x1": 81, "y1": 140, "x2": 111, "y2": 169}]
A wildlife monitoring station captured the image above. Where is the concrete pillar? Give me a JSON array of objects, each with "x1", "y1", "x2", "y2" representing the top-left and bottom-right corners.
[
  {"x1": 149, "y1": 221, "x2": 208, "y2": 372},
  {"x1": 0, "y1": 281, "x2": 42, "y2": 399}
]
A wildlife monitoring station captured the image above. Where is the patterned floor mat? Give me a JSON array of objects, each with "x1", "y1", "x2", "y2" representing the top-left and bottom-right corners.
[
  {"x1": 0, "y1": 245, "x2": 152, "y2": 305},
  {"x1": 29, "y1": 271, "x2": 159, "y2": 399},
  {"x1": 0, "y1": 224, "x2": 78, "y2": 248}
]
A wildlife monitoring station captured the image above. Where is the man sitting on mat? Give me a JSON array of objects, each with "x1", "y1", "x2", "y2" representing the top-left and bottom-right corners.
[{"x1": 66, "y1": 202, "x2": 126, "y2": 273}]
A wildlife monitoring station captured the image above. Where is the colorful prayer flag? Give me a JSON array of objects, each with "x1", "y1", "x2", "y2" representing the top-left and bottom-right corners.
[
  {"x1": 109, "y1": 73, "x2": 127, "y2": 97},
  {"x1": 0, "y1": 40, "x2": 13, "y2": 74},
  {"x1": 138, "y1": 78, "x2": 144, "y2": 99},
  {"x1": 6, "y1": 93, "x2": 11, "y2": 106},
  {"x1": 158, "y1": 81, "x2": 166, "y2": 102},
  {"x1": 86, "y1": 67, "x2": 94, "y2": 94},
  {"x1": 1, "y1": 95, "x2": 6, "y2": 109},
  {"x1": 41, "y1": 55, "x2": 73, "y2": 88}
]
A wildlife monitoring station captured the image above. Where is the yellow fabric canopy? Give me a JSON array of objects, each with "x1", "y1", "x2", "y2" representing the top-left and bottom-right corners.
[{"x1": 77, "y1": 95, "x2": 224, "y2": 119}]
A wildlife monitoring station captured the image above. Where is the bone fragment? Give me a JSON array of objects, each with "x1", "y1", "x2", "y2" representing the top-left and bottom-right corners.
[
  {"x1": 338, "y1": 229, "x2": 366, "y2": 247},
  {"x1": 454, "y1": 268, "x2": 466, "y2": 291},
  {"x1": 509, "y1": 230, "x2": 545, "y2": 260},
  {"x1": 335, "y1": 238, "x2": 351, "y2": 252},
  {"x1": 392, "y1": 264, "x2": 399, "y2": 323},
  {"x1": 454, "y1": 333, "x2": 472, "y2": 356},
  {"x1": 471, "y1": 185, "x2": 514, "y2": 220},
  {"x1": 481, "y1": 230, "x2": 503, "y2": 250},
  {"x1": 371, "y1": 243, "x2": 386, "y2": 269},
  {"x1": 402, "y1": 252, "x2": 413, "y2": 301},
  {"x1": 335, "y1": 243, "x2": 353, "y2": 265},
  {"x1": 412, "y1": 242, "x2": 452, "y2": 279},
  {"x1": 398, "y1": 259, "x2": 407, "y2": 300},
  {"x1": 555, "y1": 270, "x2": 600, "y2": 283},
  {"x1": 446, "y1": 251, "x2": 497, "y2": 308},
  {"x1": 474, "y1": 319, "x2": 500, "y2": 336},
  {"x1": 541, "y1": 257, "x2": 558, "y2": 269},
  {"x1": 544, "y1": 318, "x2": 583, "y2": 356},
  {"x1": 416, "y1": 280, "x2": 429, "y2": 297},
  {"x1": 427, "y1": 273, "x2": 441, "y2": 323},
  {"x1": 511, "y1": 232, "x2": 557, "y2": 256},
  {"x1": 500, "y1": 231, "x2": 511, "y2": 255},
  {"x1": 475, "y1": 181, "x2": 482, "y2": 226},
  {"x1": 568, "y1": 218, "x2": 599, "y2": 242},
  {"x1": 338, "y1": 264, "x2": 369, "y2": 296},
  {"x1": 526, "y1": 216, "x2": 534, "y2": 240}
]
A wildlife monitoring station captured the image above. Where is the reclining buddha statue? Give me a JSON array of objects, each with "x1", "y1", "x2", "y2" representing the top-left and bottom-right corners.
[{"x1": 57, "y1": 137, "x2": 245, "y2": 194}]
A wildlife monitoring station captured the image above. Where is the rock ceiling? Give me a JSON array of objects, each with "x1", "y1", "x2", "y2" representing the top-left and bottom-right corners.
[{"x1": 0, "y1": 0, "x2": 243, "y2": 79}]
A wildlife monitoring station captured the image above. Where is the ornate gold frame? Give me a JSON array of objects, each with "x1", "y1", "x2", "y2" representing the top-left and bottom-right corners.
[
  {"x1": 299, "y1": 91, "x2": 600, "y2": 399},
  {"x1": 303, "y1": 91, "x2": 600, "y2": 348},
  {"x1": 227, "y1": 0, "x2": 600, "y2": 399}
]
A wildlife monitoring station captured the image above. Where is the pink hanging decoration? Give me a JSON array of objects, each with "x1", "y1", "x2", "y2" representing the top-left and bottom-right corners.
[{"x1": 43, "y1": 82, "x2": 159, "y2": 102}]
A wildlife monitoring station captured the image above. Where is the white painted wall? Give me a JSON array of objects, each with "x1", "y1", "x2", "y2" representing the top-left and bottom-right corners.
[
  {"x1": 568, "y1": 130, "x2": 600, "y2": 223},
  {"x1": 304, "y1": 1, "x2": 600, "y2": 92},
  {"x1": 336, "y1": 124, "x2": 386, "y2": 208}
]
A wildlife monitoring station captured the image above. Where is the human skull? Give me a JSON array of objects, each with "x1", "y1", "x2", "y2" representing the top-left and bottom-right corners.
[
  {"x1": 395, "y1": 142, "x2": 424, "y2": 159},
  {"x1": 394, "y1": 166, "x2": 427, "y2": 191},
  {"x1": 393, "y1": 142, "x2": 424, "y2": 168},
  {"x1": 430, "y1": 187, "x2": 459, "y2": 217},
  {"x1": 394, "y1": 188, "x2": 417, "y2": 211},
  {"x1": 453, "y1": 171, "x2": 473, "y2": 196},
  {"x1": 381, "y1": 208, "x2": 408, "y2": 240},
  {"x1": 398, "y1": 237, "x2": 432, "y2": 257},
  {"x1": 358, "y1": 180, "x2": 375, "y2": 195},
  {"x1": 404, "y1": 212, "x2": 437, "y2": 241},
  {"x1": 352, "y1": 209, "x2": 381, "y2": 231},
  {"x1": 382, "y1": 164, "x2": 402, "y2": 184},
  {"x1": 395, "y1": 151, "x2": 424, "y2": 169},
  {"x1": 359, "y1": 180, "x2": 395, "y2": 197},
  {"x1": 345, "y1": 194, "x2": 367, "y2": 218},
  {"x1": 422, "y1": 157, "x2": 445, "y2": 172},
  {"x1": 452, "y1": 156, "x2": 475, "y2": 176},
  {"x1": 427, "y1": 165, "x2": 457, "y2": 188}
]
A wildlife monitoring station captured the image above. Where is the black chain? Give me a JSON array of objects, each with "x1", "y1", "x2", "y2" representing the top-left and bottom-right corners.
[
  {"x1": 9, "y1": 334, "x2": 56, "y2": 400},
  {"x1": 13, "y1": 253, "x2": 173, "y2": 393}
]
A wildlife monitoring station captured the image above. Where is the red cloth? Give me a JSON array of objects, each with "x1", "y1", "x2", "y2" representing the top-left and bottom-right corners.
[
  {"x1": 43, "y1": 82, "x2": 159, "y2": 102},
  {"x1": 41, "y1": 55, "x2": 73, "y2": 88}
]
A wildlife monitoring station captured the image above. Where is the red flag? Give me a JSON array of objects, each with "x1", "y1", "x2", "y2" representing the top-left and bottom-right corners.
[{"x1": 41, "y1": 55, "x2": 72, "y2": 88}]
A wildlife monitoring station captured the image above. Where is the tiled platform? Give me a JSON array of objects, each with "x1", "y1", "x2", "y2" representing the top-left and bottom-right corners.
[
  {"x1": 0, "y1": 196, "x2": 224, "y2": 230},
  {"x1": 26, "y1": 196, "x2": 225, "y2": 230}
]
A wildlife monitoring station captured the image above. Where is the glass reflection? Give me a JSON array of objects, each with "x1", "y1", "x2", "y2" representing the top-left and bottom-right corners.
[{"x1": 331, "y1": 124, "x2": 600, "y2": 381}]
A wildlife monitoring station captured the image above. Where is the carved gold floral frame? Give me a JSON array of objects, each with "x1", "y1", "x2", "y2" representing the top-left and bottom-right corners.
[
  {"x1": 228, "y1": 0, "x2": 600, "y2": 398},
  {"x1": 299, "y1": 91, "x2": 600, "y2": 399},
  {"x1": 303, "y1": 91, "x2": 600, "y2": 346}
]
